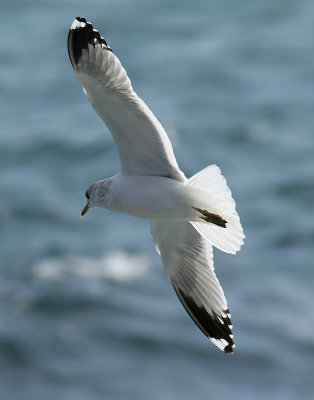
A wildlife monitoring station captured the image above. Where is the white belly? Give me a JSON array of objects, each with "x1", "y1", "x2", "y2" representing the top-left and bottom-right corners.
[{"x1": 108, "y1": 174, "x2": 195, "y2": 221}]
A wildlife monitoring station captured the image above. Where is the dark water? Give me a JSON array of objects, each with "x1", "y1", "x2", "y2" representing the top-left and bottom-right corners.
[{"x1": 1, "y1": 1, "x2": 314, "y2": 399}]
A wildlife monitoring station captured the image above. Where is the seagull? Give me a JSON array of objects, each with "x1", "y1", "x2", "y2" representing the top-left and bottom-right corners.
[{"x1": 67, "y1": 17, "x2": 244, "y2": 354}]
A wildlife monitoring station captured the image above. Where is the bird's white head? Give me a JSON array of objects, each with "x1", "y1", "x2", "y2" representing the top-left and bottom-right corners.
[{"x1": 81, "y1": 179, "x2": 112, "y2": 217}]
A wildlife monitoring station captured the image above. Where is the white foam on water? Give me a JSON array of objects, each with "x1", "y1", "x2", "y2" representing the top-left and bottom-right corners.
[{"x1": 32, "y1": 250, "x2": 150, "y2": 283}]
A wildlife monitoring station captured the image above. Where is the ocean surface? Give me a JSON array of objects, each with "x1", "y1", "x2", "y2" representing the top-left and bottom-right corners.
[{"x1": 1, "y1": 1, "x2": 314, "y2": 399}]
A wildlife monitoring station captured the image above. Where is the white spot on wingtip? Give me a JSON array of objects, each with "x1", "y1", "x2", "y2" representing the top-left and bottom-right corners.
[
  {"x1": 71, "y1": 19, "x2": 81, "y2": 30},
  {"x1": 211, "y1": 338, "x2": 229, "y2": 351},
  {"x1": 71, "y1": 18, "x2": 87, "y2": 30},
  {"x1": 222, "y1": 310, "x2": 231, "y2": 319}
]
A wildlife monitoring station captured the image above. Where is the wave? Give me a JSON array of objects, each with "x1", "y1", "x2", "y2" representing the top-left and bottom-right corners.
[{"x1": 32, "y1": 250, "x2": 150, "y2": 283}]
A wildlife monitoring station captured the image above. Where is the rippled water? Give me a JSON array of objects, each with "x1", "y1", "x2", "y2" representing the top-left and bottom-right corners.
[{"x1": 1, "y1": 1, "x2": 314, "y2": 399}]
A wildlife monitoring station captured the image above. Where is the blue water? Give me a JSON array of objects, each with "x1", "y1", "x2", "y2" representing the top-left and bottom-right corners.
[{"x1": 1, "y1": 1, "x2": 314, "y2": 399}]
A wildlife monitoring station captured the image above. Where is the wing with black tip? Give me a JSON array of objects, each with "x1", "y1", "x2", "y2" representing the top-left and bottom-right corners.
[
  {"x1": 67, "y1": 17, "x2": 184, "y2": 181},
  {"x1": 150, "y1": 220, "x2": 235, "y2": 354}
]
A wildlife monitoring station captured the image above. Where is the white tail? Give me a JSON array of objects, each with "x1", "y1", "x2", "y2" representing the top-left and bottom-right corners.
[{"x1": 187, "y1": 165, "x2": 245, "y2": 254}]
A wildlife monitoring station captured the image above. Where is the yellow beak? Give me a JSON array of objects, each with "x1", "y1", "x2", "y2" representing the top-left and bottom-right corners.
[{"x1": 81, "y1": 204, "x2": 89, "y2": 218}]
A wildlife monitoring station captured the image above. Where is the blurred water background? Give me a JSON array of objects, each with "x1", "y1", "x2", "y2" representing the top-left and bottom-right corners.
[{"x1": 1, "y1": 0, "x2": 314, "y2": 399}]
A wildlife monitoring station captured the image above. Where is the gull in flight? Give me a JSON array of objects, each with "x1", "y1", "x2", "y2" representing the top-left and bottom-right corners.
[{"x1": 67, "y1": 17, "x2": 244, "y2": 354}]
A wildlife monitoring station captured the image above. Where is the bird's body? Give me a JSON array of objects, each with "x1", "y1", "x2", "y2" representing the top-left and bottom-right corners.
[
  {"x1": 68, "y1": 17, "x2": 244, "y2": 354},
  {"x1": 96, "y1": 174, "x2": 194, "y2": 220}
]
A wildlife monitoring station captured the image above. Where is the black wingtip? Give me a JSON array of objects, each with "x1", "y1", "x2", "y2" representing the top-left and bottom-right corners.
[
  {"x1": 173, "y1": 286, "x2": 235, "y2": 354},
  {"x1": 223, "y1": 342, "x2": 234, "y2": 354},
  {"x1": 67, "y1": 17, "x2": 113, "y2": 68},
  {"x1": 74, "y1": 17, "x2": 87, "y2": 24}
]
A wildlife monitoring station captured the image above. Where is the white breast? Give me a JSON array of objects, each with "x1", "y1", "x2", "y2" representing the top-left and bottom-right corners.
[{"x1": 107, "y1": 174, "x2": 193, "y2": 221}]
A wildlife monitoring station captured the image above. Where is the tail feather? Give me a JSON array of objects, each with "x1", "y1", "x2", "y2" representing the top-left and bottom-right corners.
[{"x1": 187, "y1": 165, "x2": 244, "y2": 254}]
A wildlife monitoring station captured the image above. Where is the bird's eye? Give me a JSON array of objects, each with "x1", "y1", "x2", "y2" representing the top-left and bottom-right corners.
[{"x1": 85, "y1": 190, "x2": 90, "y2": 200}]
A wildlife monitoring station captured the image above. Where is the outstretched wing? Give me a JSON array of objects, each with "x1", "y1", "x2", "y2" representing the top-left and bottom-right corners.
[
  {"x1": 150, "y1": 220, "x2": 234, "y2": 354},
  {"x1": 68, "y1": 17, "x2": 184, "y2": 181}
]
